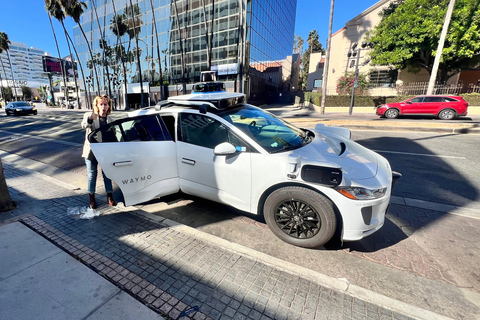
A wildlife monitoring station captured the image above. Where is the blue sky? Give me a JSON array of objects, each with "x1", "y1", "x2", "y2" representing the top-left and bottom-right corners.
[{"x1": 0, "y1": 0, "x2": 379, "y2": 57}]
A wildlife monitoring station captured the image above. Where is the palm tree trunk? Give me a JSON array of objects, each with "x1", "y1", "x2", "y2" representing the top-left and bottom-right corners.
[
  {"x1": 209, "y1": 0, "x2": 215, "y2": 70},
  {"x1": 60, "y1": 21, "x2": 80, "y2": 108},
  {"x1": 111, "y1": 0, "x2": 129, "y2": 110},
  {"x1": 201, "y1": 0, "x2": 211, "y2": 71},
  {"x1": 64, "y1": 29, "x2": 90, "y2": 109},
  {"x1": 6, "y1": 51, "x2": 17, "y2": 101},
  {"x1": 78, "y1": 24, "x2": 100, "y2": 96},
  {"x1": 149, "y1": 0, "x2": 164, "y2": 100},
  {"x1": 47, "y1": 14, "x2": 68, "y2": 106},
  {"x1": 129, "y1": 0, "x2": 145, "y2": 106},
  {"x1": 173, "y1": 0, "x2": 186, "y2": 94},
  {"x1": 91, "y1": 0, "x2": 112, "y2": 97},
  {"x1": 0, "y1": 156, "x2": 14, "y2": 212},
  {"x1": 0, "y1": 71, "x2": 6, "y2": 103},
  {"x1": 0, "y1": 58, "x2": 11, "y2": 100}
]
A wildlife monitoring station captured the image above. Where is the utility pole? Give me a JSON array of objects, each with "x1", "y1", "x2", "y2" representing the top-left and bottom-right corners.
[
  {"x1": 427, "y1": 0, "x2": 456, "y2": 95},
  {"x1": 321, "y1": 0, "x2": 334, "y2": 114}
]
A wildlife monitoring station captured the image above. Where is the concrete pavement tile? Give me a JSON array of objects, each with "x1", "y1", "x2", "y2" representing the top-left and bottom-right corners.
[
  {"x1": 0, "y1": 222, "x2": 63, "y2": 280},
  {"x1": 86, "y1": 291, "x2": 163, "y2": 319},
  {"x1": 0, "y1": 246, "x2": 120, "y2": 319}
]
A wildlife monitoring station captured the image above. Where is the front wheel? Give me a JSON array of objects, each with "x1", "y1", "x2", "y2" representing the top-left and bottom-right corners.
[
  {"x1": 264, "y1": 187, "x2": 337, "y2": 248},
  {"x1": 385, "y1": 108, "x2": 399, "y2": 119},
  {"x1": 438, "y1": 109, "x2": 456, "y2": 120}
]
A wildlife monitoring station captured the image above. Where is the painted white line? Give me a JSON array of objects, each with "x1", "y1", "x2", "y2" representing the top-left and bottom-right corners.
[{"x1": 373, "y1": 150, "x2": 466, "y2": 159}]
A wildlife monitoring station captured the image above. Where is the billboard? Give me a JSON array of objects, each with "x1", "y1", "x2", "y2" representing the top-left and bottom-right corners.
[{"x1": 42, "y1": 56, "x2": 77, "y2": 76}]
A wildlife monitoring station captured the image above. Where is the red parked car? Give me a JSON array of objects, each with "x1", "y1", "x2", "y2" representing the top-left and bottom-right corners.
[{"x1": 376, "y1": 95, "x2": 469, "y2": 120}]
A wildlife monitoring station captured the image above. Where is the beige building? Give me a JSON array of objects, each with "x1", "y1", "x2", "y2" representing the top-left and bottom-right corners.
[{"x1": 326, "y1": 0, "x2": 396, "y2": 95}]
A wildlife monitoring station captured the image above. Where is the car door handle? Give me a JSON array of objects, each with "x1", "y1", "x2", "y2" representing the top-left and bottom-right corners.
[
  {"x1": 182, "y1": 158, "x2": 196, "y2": 165},
  {"x1": 113, "y1": 161, "x2": 132, "y2": 167}
]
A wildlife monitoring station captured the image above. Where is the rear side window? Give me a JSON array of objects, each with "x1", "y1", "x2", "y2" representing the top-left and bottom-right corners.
[
  {"x1": 423, "y1": 97, "x2": 444, "y2": 103},
  {"x1": 444, "y1": 97, "x2": 459, "y2": 102}
]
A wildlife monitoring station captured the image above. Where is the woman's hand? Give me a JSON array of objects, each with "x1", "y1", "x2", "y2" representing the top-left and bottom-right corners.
[{"x1": 89, "y1": 111, "x2": 98, "y2": 120}]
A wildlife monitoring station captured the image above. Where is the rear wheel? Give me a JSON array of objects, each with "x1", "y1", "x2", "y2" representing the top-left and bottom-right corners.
[
  {"x1": 264, "y1": 187, "x2": 336, "y2": 248},
  {"x1": 385, "y1": 108, "x2": 399, "y2": 119},
  {"x1": 438, "y1": 109, "x2": 456, "y2": 120}
]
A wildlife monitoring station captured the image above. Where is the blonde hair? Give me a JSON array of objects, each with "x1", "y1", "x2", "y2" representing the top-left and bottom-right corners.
[{"x1": 93, "y1": 95, "x2": 113, "y2": 115}]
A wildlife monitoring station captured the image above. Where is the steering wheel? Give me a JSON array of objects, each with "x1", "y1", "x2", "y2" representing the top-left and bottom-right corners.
[{"x1": 249, "y1": 121, "x2": 261, "y2": 134}]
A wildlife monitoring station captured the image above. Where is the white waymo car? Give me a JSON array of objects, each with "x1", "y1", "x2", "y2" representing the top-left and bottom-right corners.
[{"x1": 89, "y1": 91, "x2": 400, "y2": 248}]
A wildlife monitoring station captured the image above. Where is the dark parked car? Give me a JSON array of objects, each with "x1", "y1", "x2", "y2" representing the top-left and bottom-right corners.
[
  {"x1": 376, "y1": 95, "x2": 468, "y2": 120},
  {"x1": 5, "y1": 101, "x2": 37, "y2": 116}
]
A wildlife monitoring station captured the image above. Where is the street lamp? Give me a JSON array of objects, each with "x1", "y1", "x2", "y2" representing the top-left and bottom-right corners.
[{"x1": 347, "y1": 41, "x2": 374, "y2": 115}]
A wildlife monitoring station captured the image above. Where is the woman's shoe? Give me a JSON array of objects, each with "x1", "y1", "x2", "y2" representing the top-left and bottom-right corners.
[
  {"x1": 107, "y1": 193, "x2": 116, "y2": 206},
  {"x1": 89, "y1": 193, "x2": 97, "y2": 209}
]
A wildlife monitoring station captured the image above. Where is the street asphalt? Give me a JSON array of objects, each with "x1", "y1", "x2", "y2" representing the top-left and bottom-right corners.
[{"x1": 0, "y1": 103, "x2": 479, "y2": 320}]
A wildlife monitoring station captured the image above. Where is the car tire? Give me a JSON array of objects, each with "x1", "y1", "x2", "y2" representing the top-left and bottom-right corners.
[
  {"x1": 438, "y1": 109, "x2": 456, "y2": 120},
  {"x1": 264, "y1": 187, "x2": 337, "y2": 248},
  {"x1": 33, "y1": 110, "x2": 38, "y2": 115},
  {"x1": 385, "y1": 108, "x2": 399, "y2": 119}
]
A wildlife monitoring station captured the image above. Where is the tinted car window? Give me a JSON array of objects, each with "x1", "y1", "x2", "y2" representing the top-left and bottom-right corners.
[
  {"x1": 89, "y1": 115, "x2": 171, "y2": 143},
  {"x1": 423, "y1": 97, "x2": 443, "y2": 103},
  {"x1": 179, "y1": 113, "x2": 248, "y2": 150}
]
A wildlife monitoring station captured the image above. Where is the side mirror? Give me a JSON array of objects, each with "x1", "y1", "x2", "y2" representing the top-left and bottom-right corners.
[
  {"x1": 214, "y1": 142, "x2": 237, "y2": 155},
  {"x1": 405, "y1": 101, "x2": 412, "y2": 104}
]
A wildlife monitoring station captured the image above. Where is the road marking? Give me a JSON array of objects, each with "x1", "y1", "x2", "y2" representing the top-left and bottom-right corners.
[{"x1": 373, "y1": 150, "x2": 466, "y2": 159}]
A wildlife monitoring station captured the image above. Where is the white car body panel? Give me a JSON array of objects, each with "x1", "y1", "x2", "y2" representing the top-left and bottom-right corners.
[
  {"x1": 90, "y1": 141, "x2": 179, "y2": 206},
  {"x1": 176, "y1": 141, "x2": 252, "y2": 212}
]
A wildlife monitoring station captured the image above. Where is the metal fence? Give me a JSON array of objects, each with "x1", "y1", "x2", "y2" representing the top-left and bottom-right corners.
[{"x1": 396, "y1": 82, "x2": 464, "y2": 96}]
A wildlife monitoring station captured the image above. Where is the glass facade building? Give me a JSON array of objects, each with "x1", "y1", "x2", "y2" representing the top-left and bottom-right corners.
[{"x1": 73, "y1": 0, "x2": 297, "y2": 107}]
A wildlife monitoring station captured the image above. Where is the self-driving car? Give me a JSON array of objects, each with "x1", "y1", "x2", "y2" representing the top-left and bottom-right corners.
[{"x1": 88, "y1": 92, "x2": 400, "y2": 248}]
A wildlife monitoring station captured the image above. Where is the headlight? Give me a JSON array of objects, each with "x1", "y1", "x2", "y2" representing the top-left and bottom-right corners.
[
  {"x1": 336, "y1": 187, "x2": 387, "y2": 200},
  {"x1": 16, "y1": 108, "x2": 22, "y2": 111}
]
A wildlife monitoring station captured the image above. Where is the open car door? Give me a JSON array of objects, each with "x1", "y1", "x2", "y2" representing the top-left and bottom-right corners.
[{"x1": 88, "y1": 114, "x2": 179, "y2": 206}]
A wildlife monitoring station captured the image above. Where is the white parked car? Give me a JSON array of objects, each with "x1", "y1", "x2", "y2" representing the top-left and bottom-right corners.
[{"x1": 89, "y1": 92, "x2": 400, "y2": 248}]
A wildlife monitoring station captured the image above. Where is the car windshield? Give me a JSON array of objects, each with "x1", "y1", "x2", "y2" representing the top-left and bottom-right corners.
[
  {"x1": 219, "y1": 105, "x2": 312, "y2": 153},
  {"x1": 14, "y1": 102, "x2": 30, "y2": 107}
]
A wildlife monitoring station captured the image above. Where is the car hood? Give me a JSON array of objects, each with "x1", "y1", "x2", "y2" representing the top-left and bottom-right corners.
[{"x1": 295, "y1": 129, "x2": 378, "y2": 180}]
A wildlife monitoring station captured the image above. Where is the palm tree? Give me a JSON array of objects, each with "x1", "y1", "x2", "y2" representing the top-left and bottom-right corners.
[
  {"x1": 110, "y1": 1, "x2": 130, "y2": 110},
  {"x1": 0, "y1": 32, "x2": 18, "y2": 101},
  {"x1": 128, "y1": 0, "x2": 145, "y2": 107},
  {"x1": 44, "y1": 0, "x2": 69, "y2": 105},
  {"x1": 149, "y1": 0, "x2": 164, "y2": 100},
  {"x1": 173, "y1": 0, "x2": 186, "y2": 94},
  {"x1": 91, "y1": 0, "x2": 112, "y2": 97},
  {"x1": 201, "y1": 0, "x2": 211, "y2": 71},
  {"x1": 63, "y1": 0, "x2": 100, "y2": 96},
  {"x1": 0, "y1": 45, "x2": 10, "y2": 102}
]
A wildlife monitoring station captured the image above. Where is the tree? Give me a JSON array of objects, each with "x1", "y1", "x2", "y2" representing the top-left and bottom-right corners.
[
  {"x1": 0, "y1": 157, "x2": 15, "y2": 212},
  {"x1": 21, "y1": 86, "x2": 32, "y2": 101},
  {"x1": 293, "y1": 35, "x2": 304, "y2": 54},
  {"x1": 0, "y1": 31, "x2": 18, "y2": 101},
  {"x1": 366, "y1": 0, "x2": 480, "y2": 83},
  {"x1": 44, "y1": 0, "x2": 69, "y2": 105},
  {"x1": 63, "y1": 0, "x2": 100, "y2": 96},
  {"x1": 299, "y1": 30, "x2": 325, "y2": 90}
]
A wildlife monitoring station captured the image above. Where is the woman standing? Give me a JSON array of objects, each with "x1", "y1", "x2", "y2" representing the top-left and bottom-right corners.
[{"x1": 81, "y1": 95, "x2": 116, "y2": 209}]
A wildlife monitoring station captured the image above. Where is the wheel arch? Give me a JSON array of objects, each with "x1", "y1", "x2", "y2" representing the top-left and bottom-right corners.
[
  {"x1": 256, "y1": 182, "x2": 344, "y2": 230},
  {"x1": 437, "y1": 108, "x2": 457, "y2": 119}
]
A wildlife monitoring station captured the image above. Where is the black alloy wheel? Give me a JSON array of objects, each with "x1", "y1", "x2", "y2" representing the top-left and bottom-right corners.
[{"x1": 264, "y1": 187, "x2": 336, "y2": 248}]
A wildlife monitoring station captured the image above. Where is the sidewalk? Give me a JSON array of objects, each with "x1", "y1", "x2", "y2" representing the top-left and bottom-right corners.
[{"x1": 2, "y1": 155, "x2": 478, "y2": 320}]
